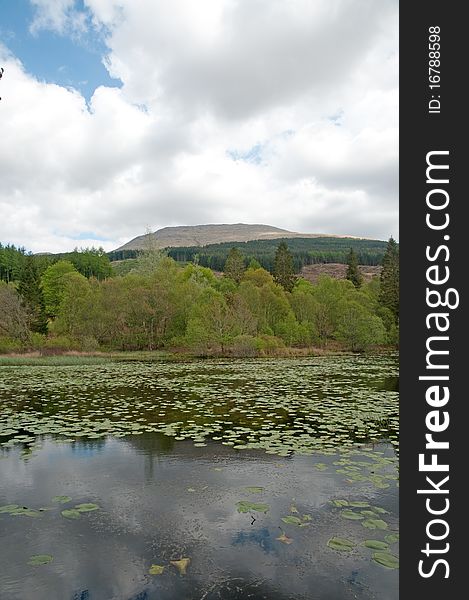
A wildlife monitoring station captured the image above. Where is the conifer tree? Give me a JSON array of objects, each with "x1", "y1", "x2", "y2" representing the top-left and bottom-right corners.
[
  {"x1": 224, "y1": 247, "x2": 245, "y2": 283},
  {"x1": 345, "y1": 248, "x2": 363, "y2": 288},
  {"x1": 274, "y1": 241, "x2": 296, "y2": 292},
  {"x1": 17, "y1": 255, "x2": 48, "y2": 334},
  {"x1": 378, "y1": 237, "x2": 399, "y2": 321}
]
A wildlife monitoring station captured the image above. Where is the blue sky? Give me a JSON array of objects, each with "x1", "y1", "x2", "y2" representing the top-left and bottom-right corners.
[{"x1": 1, "y1": 0, "x2": 120, "y2": 101}]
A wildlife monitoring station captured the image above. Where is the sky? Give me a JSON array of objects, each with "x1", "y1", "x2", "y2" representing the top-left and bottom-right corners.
[{"x1": 0, "y1": 0, "x2": 398, "y2": 253}]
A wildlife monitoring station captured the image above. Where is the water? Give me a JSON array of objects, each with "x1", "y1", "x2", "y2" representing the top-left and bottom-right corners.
[{"x1": 0, "y1": 355, "x2": 398, "y2": 600}]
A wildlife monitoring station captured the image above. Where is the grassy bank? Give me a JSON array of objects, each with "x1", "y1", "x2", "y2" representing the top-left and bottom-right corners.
[{"x1": 0, "y1": 344, "x2": 395, "y2": 366}]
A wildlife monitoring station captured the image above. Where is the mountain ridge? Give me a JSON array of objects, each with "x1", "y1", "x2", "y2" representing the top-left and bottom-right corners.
[{"x1": 115, "y1": 223, "x2": 361, "y2": 252}]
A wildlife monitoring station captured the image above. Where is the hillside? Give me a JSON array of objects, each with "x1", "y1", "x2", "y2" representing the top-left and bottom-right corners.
[
  {"x1": 301, "y1": 263, "x2": 382, "y2": 284},
  {"x1": 114, "y1": 223, "x2": 353, "y2": 252}
]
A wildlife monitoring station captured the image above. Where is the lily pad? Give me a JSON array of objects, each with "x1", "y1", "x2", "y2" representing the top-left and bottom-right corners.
[
  {"x1": 385, "y1": 533, "x2": 400, "y2": 544},
  {"x1": 170, "y1": 558, "x2": 190, "y2": 575},
  {"x1": 52, "y1": 496, "x2": 72, "y2": 504},
  {"x1": 363, "y1": 539, "x2": 390, "y2": 550},
  {"x1": 330, "y1": 499, "x2": 349, "y2": 507},
  {"x1": 61, "y1": 509, "x2": 81, "y2": 520},
  {"x1": 327, "y1": 537, "x2": 355, "y2": 552},
  {"x1": 236, "y1": 501, "x2": 269, "y2": 514},
  {"x1": 149, "y1": 564, "x2": 165, "y2": 575},
  {"x1": 244, "y1": 487, "x2": 264, "y2": 494},
  {"x1": 362, "y1": 518, "x2": 388, "y2": 530},
  {"x1": 75, "y1": 503, "x2": 100, "y2": 513},
  {"x1": 27, "y1": 554, "x2": 53, "y2": 566},
  {"x1": 0, "y1": 504, "x2": 20, "y2": 514},
  {"x1": 341, "y1": 510, "x2": 364, "y2": 520},
  {"x1": 372, "y1": 552, "x2": 399, "y2": 569}
]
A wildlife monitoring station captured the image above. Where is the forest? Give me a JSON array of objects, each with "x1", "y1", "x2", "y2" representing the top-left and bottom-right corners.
[
  {"x1": 108, "y1": 236, "x2": 388, "y2": 273},
  {"x1": 0, "y1": 239, "x2": 399, "y2": 356}
]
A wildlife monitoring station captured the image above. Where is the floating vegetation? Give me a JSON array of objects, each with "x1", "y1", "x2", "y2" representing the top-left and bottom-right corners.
[
  {"x1": 0, "y1": 356, "x2": 399, "y2": 458},
  {"x1": 363, "y1": 540, "x2": 390, "y2": 550},
  {"x1": 149, "y1": 564, "x2": 165, "y2": 575},
  {"x1": 236, "y1": 501, "x2": 270, "y2": 514},
  {"x1": 75, "y1": 503, "x2": 100, "y2": 512},
  {"x1": 327, "y1": 537, "x2": 355, "y2": 552},
  {"x1": 362, "y1": 519, "x2": 388, "y2": 530},
  {"x1": 341, "y1": 510, "x2": 364, "y2": 521},
  {"x1": 170, "y1": 558, "x2": 190, "y2": 576},
  {"x1": 52, "y1": 496, "x2": 72, "y2": 504},
  {"x1": 61, "y1": 509, "x2": 81, "y2": 520},
  {"x1": 372, "y1": 552, "x2": 399, "y2": 569},
  {"x1": 385, "y1": 533, "x2": 399, "y2": 544},
  {"x1": 276, "y1": 533, "x2": 293, "y2": 545},
  {"x1": 27, "y1": 554, "x2": 53, "y2": 566},
  {"x1": 245, "y1": 487, "x2": 264, "y2": 494}
]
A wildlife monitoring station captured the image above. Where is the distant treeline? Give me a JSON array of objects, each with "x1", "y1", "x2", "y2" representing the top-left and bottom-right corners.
[
  {"x1": 0, "y1": 243, "x2": 112, "y2": 283},
  {"x1": 108, "y1": 237, "x2": 388, "y2": 272}
]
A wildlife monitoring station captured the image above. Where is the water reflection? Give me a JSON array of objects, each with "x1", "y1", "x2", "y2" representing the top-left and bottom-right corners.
[{"x1": 0, "y1": 435, "x2": 398, "y2": 600}]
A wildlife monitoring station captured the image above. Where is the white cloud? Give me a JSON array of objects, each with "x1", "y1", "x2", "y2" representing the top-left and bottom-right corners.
[
  {"x1": 1, "y1": 0, "x2": 398, "y2": 253},
  {"x1": 29, "y1": 0, "x2": 88, "y2": 36}
]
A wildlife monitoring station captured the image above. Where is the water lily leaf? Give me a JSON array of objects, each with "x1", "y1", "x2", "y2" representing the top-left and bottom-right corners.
[
  {"x1": 371, "y1": 506, "x2": 389, "y2": 514},
  {"x1": 61, "y1": 509, "x2": 81, "y2": 519},
  {"x1": 28, "y1": 554, "x2": 53, "y2": 566},
  {"x1": 327, "y1": 537, "x2": 355, "y2": 552},
  {"x1": 341, "y1": 510, "x2": 364, "y2": 520},
  {"x1": 245, "y1": 487, "x2": 264, "y2": 494},
  {"x1": 0, "y1": 504, "x2": 20, "y2": 514},
  {"x1": 372, "y1": 552, "x2": 399, "y2": 569},
  {"x1": 19, "y1": 509, "x2": 41, "y2": 517},
  {"x1": 385, "y1": 533, "x2": 400, "y2": 544},
  {"x1": 281, "y1": 516, "x2": 302, "y2": 526},
  {"x1": 330, "y1": 499, "x2": 349, "y2": 507},
  {"x1": 290, "y1": 505, "x2": 299, "y2": 514},
  {"x1": 362, "y1": 518, "x2": 388, "y2": 530},
  {"x1": 236, "y1": 501, "x2": 269, "y2": 514},
  {"x1": 52, "y1": 496, "x2": 72, "y2": 504},
  {"x1": 149, "y1": 564, "x2": 165, "y2": 575},
  {"x1": 363, "y1": 539, "x2": 390, "y2": 550},
  {"x1": 276, "y1": 533, "x2": 293, "y2": 544},
  {"x1": 302, "y1": 514, "x2": 312, "y2": 522},
  {"x1": 170, "y1": 558, "x2": 190, "y2": 575},
  {"x1": 75, "y1": 503, "x2": 100, "y2": 512},
  {"x1": 349, "y1": 501, "x2": 370, "y2": 508}
]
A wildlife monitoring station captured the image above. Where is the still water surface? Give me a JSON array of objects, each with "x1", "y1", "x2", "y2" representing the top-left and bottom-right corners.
[{"x1": 0, "y1": 355, "x2": 398, "y2": 600}]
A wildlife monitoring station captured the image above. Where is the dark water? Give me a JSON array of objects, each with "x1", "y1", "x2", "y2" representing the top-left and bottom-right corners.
[{"x1": 0, "y1": 356, "x2": 399, "y2": 600}]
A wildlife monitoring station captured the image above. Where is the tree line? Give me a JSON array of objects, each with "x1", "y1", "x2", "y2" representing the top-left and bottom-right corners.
[
  {"x1": 0, "y1": 239, "x2": 398, "y2": 356},
  {"x1": 108, "y1": 236, "x2": 388, "y2": 272}
]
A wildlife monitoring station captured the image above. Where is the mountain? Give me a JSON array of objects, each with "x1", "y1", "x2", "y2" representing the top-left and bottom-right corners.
[{"x1": 114, "y1": 223, "x2": 353, "y2": 252}]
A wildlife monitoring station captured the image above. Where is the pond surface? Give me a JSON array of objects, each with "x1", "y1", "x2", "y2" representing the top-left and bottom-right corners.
[{"x1": 0, "y1": 355, "x2": 399, "y2": 600}]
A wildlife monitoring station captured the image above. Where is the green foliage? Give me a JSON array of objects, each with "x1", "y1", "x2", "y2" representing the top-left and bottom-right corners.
[
  {"x1": 379, "y1": 237, "x2": 399, "y2": 321},
  {"x1": 274, "y1": 242, "x2": 296, "y2": 292},
  {"x1": 345, "y1": 248, "x2": 363, "y2": 288},
  {"x1": 336, "y1": 301, "x2": 386, "y2": 351},
  {"x1": 224, "y1": 247, "x2": 245, "y2": 283},
  {"x1": 17, "y1": 256, "x2": 48, "y2": 335},
  {"x1": 162, "y1": 237, "x2": 389, "y2": 272},
  {"x1": 41, "y1": 260, "x2": 78, "y2": 318},
  {"x1": 0, "y1": 282, "x2": 30, "y2": 341},
  {"x1": 1, "y1": 239, "x2": 396, "y2": 354}
]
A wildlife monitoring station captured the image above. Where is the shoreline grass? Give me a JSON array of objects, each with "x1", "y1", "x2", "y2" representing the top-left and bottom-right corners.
[{"x1": 0, "y1": 346, "x2": 396, "y2": 366}]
